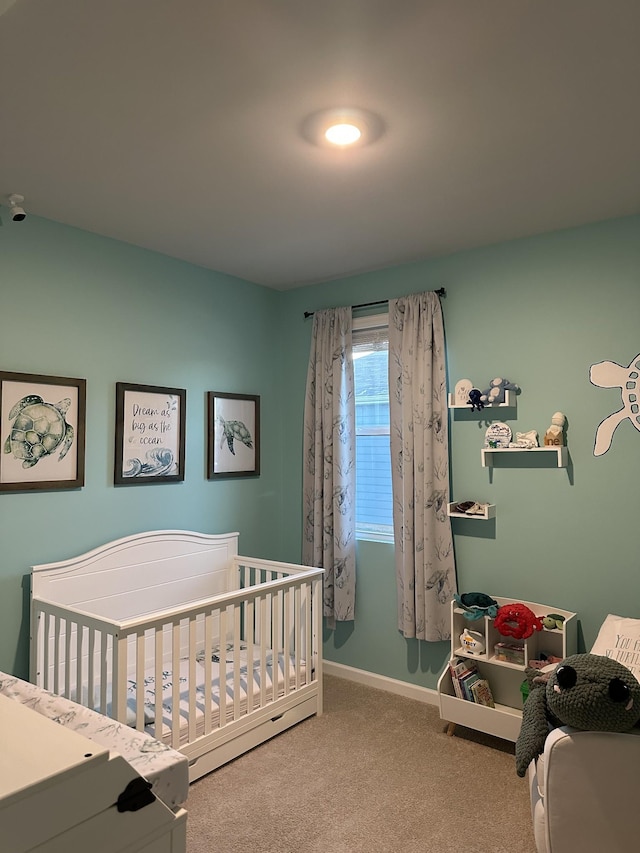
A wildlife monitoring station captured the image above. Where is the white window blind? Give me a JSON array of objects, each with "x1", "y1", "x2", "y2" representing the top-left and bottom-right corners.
[{"x1": 353, "y1": 314, "x2": 393, "y2": 543}]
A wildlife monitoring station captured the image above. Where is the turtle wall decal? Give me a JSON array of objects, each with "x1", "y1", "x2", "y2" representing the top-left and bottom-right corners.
[
  {"x1": 4, "y1": 394, "x2": 74, "y2": 468},
  {"x1": 590, "y1": 354, "x2": 640, "y2": 456}
]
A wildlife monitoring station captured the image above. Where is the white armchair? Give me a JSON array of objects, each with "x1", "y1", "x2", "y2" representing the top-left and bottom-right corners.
[
  {"x1": 527, "y1": 613, "x2": 640, "y2": 852},
  {"x1": 528, "y1": 710, "x2": 640, "y2": 852}
]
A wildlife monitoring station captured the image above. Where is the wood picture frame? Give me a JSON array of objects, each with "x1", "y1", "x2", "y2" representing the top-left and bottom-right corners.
[
  {"x1": 207, "y1": 392, "x2": 260, "y2": 479},
  {"x1": 0, "y1": 371, "x2": 86, "y2": 492},
  {"x1": 115, "y1": 382, "x2": 186, "y2": 485}
]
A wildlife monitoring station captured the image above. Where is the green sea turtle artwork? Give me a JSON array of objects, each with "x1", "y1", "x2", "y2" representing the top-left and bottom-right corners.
[
  {"x1": 4, "y1": 394, "x2": 74, "y2": 468},
  {"x1": 218, "y1": 416, "x2": 253, "y2": 455}
]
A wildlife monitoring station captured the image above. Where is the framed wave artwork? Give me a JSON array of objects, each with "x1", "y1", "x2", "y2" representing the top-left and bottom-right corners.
[{"x1": 114, "y1": 382, "x2": 186, "y2": 485}]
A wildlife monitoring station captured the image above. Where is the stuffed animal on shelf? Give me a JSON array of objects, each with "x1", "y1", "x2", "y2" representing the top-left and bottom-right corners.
[
  {"x1": 515, "y1": 653, "x2": 640, "y2": 777},
  {"x1": 494, "y1": 603, "x2": 543, "y2": 640},
  {"x1": 542, "y1": 613, "x2": 566, "y2": 630},
  {"x1": 467, "y1": 389, "x2": 484, "y2": 411},
  {"x1": 454, "y1": 592, "x2": 499, "y2": 621},
  {"x1": 480, "y1": 378, "x2": 519, "y2": 405}
]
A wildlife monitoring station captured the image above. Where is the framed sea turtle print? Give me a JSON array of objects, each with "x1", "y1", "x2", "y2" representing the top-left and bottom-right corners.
[
  {"x1": 0, "y1": 371, "x2": 86, "y2": 492},
  {"x1": 207, "y1": 392, "x2": 260, "y2": 479},
  {"x1": 115, "y1": 382, "x2": 186, "y2": 485}
]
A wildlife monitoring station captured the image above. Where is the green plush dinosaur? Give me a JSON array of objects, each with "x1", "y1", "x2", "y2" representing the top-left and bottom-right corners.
[{"x1": 515, "y1": 653, "x2": 640, "y2": 777}]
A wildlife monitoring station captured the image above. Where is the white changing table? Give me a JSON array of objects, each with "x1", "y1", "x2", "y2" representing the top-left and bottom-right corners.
[{"x1": 0, "y1": 695, "x2": 187, "y2": 853}]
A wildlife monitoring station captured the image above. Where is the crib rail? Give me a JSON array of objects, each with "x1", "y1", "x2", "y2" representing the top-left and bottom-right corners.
[{"x1": 31, "y1": 558, "x2": 323, "y2": 757}]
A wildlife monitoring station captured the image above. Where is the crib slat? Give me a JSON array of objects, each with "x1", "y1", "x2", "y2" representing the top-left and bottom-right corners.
[
  {"x1": 53, "y1": 616, "x2": 61, "y2": 695},
  {"x1": 272, "y1": 591, "x2": 279, "y2": 702},
  {"x1": 219, "y1": 606, "x2": 228, "y2": 727},
  {"x1": 99, "y1": 632, "x2": 108, "y2": 714},
  {"x1": 283, "y1": 587, "x2": 291, "y2": 697},
  {"x1": 203, "y1": 609, "x2": 213, "y2": 733},
  {"x1": 245, "y1": 599, "x2": 254, "y2": 714},
  {"x1": 42, "y1": 612, "x2": 50, "y2": 690},
  {"x1": 233, "y1": 605, "x2": 241, "y2": 720},
  {"x1": 171, "y1": 619, "x2": 181, "y2": 749},
  {"x1": 154, "y1": 624, "x2": 163, "y2": 741},
  {"x1": 75, "y1": 623, "x2": 84, "y2": 704},
  {"x1": 64, "y1": 619, "x2": 72, "y2": 698},
  {"x1": 259, "y1": 595, "x2": 268, "y2": 708},
  {"x1": 87, "y1": 629, "x2": 95, "y2": 709},
  {"x1": 305, "y1": 582, "x2": 312, "y2": 685},
  {"x1": 294, "y1": 586, "x2": 302, "y2": 691},
  {"x1": 188, "y1": 615, "x2": 197, "y2": 743},
  {"x1": 136, "y1": 630, "x2": 145, "y2": 730},
  {"x1": 113, "y1": 633, "x2": 128, "y2": 723}
]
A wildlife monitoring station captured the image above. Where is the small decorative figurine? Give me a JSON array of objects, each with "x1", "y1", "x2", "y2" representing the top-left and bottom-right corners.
[
  {"x1": 511, "y1": 430, "x2": 538, "y2": 449},
  {"x1": 484, "y1": 422, "x2": 512, "y2": 448},
  {"x1": 459, "y1": 628, "x2": 486, "y2": 655},
  {"x1": 544, "y1": 412, "x2": 566, "y2": 446},
  {"x1": 468, "y1": 389, "x2": 484, "y2": 411},
  {"x1": 454, "y1": 379, "x2": 473, "y2": 406}
]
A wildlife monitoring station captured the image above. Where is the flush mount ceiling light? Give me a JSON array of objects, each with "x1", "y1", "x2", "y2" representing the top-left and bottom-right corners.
[{"x1": 301, "y1": 107, "x2": 385, "y2": 149}]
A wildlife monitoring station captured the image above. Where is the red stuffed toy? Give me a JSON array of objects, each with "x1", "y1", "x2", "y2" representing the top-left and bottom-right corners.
[{"x1": 494, "y1": 603, "x2": 544, "y2": 640}]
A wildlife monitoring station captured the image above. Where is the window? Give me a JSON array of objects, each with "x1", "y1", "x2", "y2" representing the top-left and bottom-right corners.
[{"x1": 353, "y1": 315, "x2": 394, "y2": 542}]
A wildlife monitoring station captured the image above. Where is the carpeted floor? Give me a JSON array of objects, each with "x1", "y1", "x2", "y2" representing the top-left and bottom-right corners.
[{"x1": 185, "y1": 675, "x2": 537, "y2": 853}]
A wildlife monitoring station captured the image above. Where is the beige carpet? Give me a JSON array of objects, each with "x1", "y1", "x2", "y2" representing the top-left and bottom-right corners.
[{"x1": 185, "y1": 675, "x2": 537, "y2": 853}]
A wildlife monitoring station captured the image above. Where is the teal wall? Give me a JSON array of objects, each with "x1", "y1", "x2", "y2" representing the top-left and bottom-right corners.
[
  {"x1": 278, "y1": 215, "x2": 640, "y2": 689},
  {"x1": 0, "y1": 216, "x2": 282, "y2": 678},
  {"x1": 2, "y1": 212, "x2": 639, "y2": 693}
]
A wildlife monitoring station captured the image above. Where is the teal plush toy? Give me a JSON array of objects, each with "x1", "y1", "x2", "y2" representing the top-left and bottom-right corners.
[
  {"x1": 453, "y1": 592, "x2": 498, "y2": 621},
  {"x1": 515, "y1": 653, "x2": 640, "y2": 777}
]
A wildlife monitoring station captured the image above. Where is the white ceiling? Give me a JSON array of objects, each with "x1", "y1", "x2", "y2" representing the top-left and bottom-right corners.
[{"x1": 1, "y1": 0, "x2": 639, "y2": 290}]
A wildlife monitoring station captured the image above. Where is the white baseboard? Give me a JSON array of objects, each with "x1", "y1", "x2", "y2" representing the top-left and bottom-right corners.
[{"x1": 323, "y1": 660, "x2": 439, "y2": 706}]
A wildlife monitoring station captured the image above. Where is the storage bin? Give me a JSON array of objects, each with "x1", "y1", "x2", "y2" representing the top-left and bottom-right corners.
[{"x1": 494, "y1": 641, "x2": 525, "y2": 665}]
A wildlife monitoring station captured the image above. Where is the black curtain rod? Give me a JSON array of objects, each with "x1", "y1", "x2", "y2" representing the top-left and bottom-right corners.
[{"x1": 303, "y1": 287, "x2": 446, "y2": 319}]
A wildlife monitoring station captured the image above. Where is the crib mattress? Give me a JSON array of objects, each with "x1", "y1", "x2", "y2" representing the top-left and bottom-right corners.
[
  {"x1": 0, "y1": 673, "x2": 189, "y2": 810},
  {"x1": 126, "y1": 648, "x2": 307, "y2": 745}
]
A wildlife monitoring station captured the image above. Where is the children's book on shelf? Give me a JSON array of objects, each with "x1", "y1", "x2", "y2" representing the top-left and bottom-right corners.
[
  {"x1": 470, "y1": 678, "x2": 495, "y2": 707},
  {"x1": 449, "y1": 657, "x2": 473, "y2": 698},
  {"x1": 449, "y1": 657, "x2": 477, "y2": 698},
  {"x1": 448, "y1": 657, "x2": 494, "y2": 706},
  {"x1": 459, "y1": 669, "x2": 482, "y2": 701}
]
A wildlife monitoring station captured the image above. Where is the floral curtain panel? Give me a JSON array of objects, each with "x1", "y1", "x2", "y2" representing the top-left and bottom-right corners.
[
  {"x1": 389, "y1": 292, "x2": 456, "y2": 641},
  {"x1": 302, "y1": 307, "x2": 356, "y2": 622}
]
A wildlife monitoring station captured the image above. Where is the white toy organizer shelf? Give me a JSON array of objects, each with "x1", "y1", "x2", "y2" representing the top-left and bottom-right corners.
[{"x1": 438, "y1": 597, "x2": 577, "y2": 742}]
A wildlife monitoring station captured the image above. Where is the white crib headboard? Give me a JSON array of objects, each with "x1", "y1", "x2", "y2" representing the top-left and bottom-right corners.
[{"x1": 31, "y1": 529, "x2": 240, "y2": 621}]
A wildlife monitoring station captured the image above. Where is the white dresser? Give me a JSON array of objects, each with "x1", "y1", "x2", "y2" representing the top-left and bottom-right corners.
[{"x1": 0, "y1": 694, "x2": 186, "y2": 853}]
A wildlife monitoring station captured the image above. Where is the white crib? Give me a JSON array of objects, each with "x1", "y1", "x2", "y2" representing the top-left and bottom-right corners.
[{"x1": 30, "y1": 530, "x2": 324, "y2": 782}]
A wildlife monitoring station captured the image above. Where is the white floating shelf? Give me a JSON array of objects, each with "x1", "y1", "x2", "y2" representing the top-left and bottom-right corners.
[
  {"x1": 481, "y1": 446, "x2": 568, "y2": 468},
  {"x1": 447, "y1": 502, "x2": 496, "y2": 520},
  {"x1": 448, "y1": 390, "x2": 516, "y2": 409}
]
